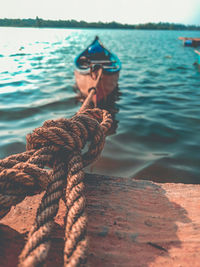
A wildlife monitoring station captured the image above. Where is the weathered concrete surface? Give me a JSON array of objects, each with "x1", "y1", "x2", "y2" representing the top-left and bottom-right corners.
[{"x1": 1, "y1": 174, "x2": 200, "y2": 267}]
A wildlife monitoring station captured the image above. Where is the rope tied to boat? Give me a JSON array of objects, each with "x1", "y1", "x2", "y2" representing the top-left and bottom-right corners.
[{"x1": 0, "y1": 108, "x2": 112, "y2": 267}]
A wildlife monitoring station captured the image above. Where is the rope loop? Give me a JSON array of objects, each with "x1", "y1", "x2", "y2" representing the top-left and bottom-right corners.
[{"x1": 0, "y1": 107, "x2": 112, "y2": 267}]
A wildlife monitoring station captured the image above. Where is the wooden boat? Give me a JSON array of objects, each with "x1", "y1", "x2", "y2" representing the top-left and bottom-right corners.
[
  {"x1": 74, "y1": 36, "x2": 121, "y2": 105},
  {"x1": 194, "y1": 50, "x2": 200, "y2": 70},
  {"x1": 195, "y1": 49, "x2": 200, "y2": 62},
  {"x1": 179, "y1": 37, "x2": 200, "y2": 47}
]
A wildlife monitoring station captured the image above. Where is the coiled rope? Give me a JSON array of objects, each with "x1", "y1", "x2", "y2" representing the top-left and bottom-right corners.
[{"x1": 0, "y1": 108, "x2": 112, "y2": 267}]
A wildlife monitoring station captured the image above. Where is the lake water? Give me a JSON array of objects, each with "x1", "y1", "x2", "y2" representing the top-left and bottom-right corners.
[{"x1": 0, "y1": 27, "x2": 200, "y2": 183}]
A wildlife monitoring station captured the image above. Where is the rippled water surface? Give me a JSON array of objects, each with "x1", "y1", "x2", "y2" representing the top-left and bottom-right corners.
[{"x1": 0, "y1": 27, "x2": 200, "y2": 183}]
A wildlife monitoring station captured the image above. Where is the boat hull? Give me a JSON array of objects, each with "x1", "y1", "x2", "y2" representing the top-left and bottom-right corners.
[
  {"x1": 179, "y1": 37, "x2": 200, "y2": 47},
  {"x1": 194, "y1": 50, "x2": 200, "y2": 71},
  {"x1": 74, "y1": 36, "x2": 121, "y2": 105},
  {"x1": 75, "y1": 70, "x2": 119, "y2": 104},
  {"x1": 197, "y1": 54, "x2": 200, "y2": 65}
]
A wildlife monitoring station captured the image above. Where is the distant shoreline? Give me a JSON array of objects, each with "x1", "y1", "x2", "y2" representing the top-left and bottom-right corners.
[{"x1": 0, "y1": 18, "x2": 200, "y2": 31}]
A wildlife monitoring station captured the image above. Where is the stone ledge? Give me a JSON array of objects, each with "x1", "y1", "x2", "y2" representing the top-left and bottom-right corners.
[{"x1": 1, "y1": 174, "x2": 200, "y2": 267}]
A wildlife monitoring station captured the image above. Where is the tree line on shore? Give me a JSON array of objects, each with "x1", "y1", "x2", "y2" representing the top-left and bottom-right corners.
[{"x1": 0, "y1": 17, "x2": 199, "y2": 30}]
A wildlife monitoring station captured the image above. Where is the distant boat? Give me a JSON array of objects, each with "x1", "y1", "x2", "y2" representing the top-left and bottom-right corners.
[
  {"x1": 179, "y1": 37, "x2": 200, "y2": 47},
  {"x1": 194, "y1": 50, "x2": 200, "y2": 69},
  {"x1": 74, "y1": 36, "x2": 121, "y2": 105}
]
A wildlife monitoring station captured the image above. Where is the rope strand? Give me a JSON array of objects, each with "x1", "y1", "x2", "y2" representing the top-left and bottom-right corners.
[
  {"x1": 64, "y1": 153, "x2": 87, "y2": 267},
  {"x1": 0, "y1": 108, "x2": 112, "y2": 267}
]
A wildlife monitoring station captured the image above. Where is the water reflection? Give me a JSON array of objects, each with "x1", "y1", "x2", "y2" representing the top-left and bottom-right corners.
[
  {"x1": 193, "y1": 62, "x2": 200, "y2": 72},
  {"x1": 97, "y1": 87, "x2": 120, "y2": 135},
  {"x1": 75, "y1": 85, "x2": 121, "y2": 135}
]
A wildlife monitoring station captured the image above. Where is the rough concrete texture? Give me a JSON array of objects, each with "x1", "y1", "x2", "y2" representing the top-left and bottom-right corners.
[{"x1": 0, "y1": 173, "x2": 200, "y2": 267}]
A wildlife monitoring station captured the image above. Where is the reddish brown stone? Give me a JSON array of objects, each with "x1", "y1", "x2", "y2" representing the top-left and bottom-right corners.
[{"x1": 1, "y1": 174, "x2": 200, "y2": 267}]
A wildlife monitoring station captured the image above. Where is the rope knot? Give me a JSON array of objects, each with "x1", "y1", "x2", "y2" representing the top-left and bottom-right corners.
[
  {"x1": 26, "y1": 108, "x2": 112, "y2": 166},
  {"x1": 0, "y1": 107, "x2": 113, "y2": 267}
]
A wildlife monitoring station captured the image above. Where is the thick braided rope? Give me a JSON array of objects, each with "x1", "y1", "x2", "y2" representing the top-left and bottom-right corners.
[
  {"x1": 19, "y1": 160, "x2": 67, "y2": 267},
  {"x1": 0, "y1": 108, "x2": 112, "y2": 267},
  {"x1": 64, "y1": 153, "x2": 87, "y2": 267}
]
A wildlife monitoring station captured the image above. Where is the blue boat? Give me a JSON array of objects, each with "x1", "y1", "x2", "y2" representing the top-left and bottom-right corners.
[{"x1": 74, "y1": 36, "x2": 121, "y2": 105}]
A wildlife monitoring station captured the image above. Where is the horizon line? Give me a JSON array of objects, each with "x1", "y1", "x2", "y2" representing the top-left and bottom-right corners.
[{"x1": 0, "y1": 17, "x2": 200, "y2": 27}]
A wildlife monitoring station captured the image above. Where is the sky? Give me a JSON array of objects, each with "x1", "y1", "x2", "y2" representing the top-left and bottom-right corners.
[{"x1": 0, "y1": 0, "x2": 200, "y2": 25}]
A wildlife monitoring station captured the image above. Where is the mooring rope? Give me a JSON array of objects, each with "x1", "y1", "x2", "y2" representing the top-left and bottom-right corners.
[{"x1": 0, "y1": 108, "x2": 112, "y2": 267}]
